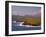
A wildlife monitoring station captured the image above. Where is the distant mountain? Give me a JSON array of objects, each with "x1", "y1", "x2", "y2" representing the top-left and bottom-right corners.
[{"x1": 24, "y1": 15, "x2": 41, "y2": 18}]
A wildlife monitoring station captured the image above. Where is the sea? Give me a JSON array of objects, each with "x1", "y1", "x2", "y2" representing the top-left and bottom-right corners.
[{"x1": 12, "y1": 21, "x2": 41, "y2": 31}]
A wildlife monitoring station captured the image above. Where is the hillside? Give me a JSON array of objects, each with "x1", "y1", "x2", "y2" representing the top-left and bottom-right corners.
[{"x1": 12, "y1": 15, "x2": 41, "y2": 26}]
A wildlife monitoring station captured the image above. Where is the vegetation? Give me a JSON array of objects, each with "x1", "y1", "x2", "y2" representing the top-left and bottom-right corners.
[
  {"x1": 12, "y1": 15, "x2": 41, "y2": 26},
  {"x1": 23, "y1": 18, "x2": 41, "y2": 26}
]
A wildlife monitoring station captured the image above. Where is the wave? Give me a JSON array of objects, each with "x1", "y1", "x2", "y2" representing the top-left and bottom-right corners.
[{"x1": 13, "y1": 21, "x2": 40, "y2": 27}]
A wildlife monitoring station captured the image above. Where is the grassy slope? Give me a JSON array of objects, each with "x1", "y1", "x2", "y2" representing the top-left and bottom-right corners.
[{"x1": 12, "y1": 15, "x2": 41, "y2": 26}]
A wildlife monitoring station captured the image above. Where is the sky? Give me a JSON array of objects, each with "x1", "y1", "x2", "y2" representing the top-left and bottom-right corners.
[{"x1": 12, "y1": 5, "x2": 41, "y2": 16}]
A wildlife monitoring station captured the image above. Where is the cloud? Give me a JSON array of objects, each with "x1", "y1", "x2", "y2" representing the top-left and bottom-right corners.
[{"x1": 12, "y1": 6, "x2": 41, "y2": 16}]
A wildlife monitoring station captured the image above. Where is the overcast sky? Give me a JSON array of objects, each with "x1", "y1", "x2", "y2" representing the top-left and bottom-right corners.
[{"x1": 12, "y1": 5, "x2": 41, "y2": 16}]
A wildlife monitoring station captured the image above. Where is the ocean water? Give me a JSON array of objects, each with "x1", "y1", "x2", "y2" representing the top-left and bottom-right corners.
[{"x1": 12, "y1": 21, "x2": 41, "y2": 31}]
